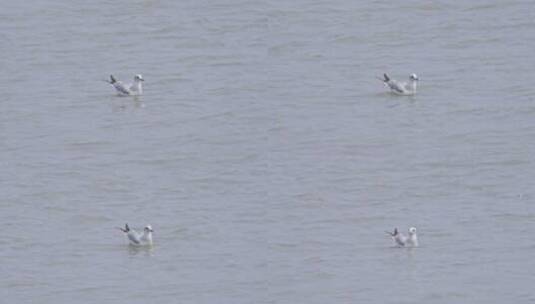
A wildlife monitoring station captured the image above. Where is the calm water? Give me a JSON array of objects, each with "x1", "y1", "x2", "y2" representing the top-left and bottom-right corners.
[{"x1": 2, "y1": 1, "x2": 535, "y2": 303}]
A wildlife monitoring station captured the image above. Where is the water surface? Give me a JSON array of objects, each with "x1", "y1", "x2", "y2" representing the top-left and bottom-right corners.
[{"x1": 2, "y1": 1, "x2": 535, "y2": 303}]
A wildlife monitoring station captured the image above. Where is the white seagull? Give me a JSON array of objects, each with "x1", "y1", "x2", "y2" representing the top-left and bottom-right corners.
[
  {"x1": 107, "y1": 74, "x2": 144, "y2": 96},
  {"x1": 386, "y1": 227, "x2": 418, "y2": 247},
  {"x1": 118, "y1": 223, "x2": 153, "y2": 246},
  {"x1": 381, "y1": 73, "x2": 419, "y2": 95}
]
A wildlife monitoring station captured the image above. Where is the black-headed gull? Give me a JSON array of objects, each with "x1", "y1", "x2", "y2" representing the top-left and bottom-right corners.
[
  {"x1": 381, "y1": 73, "x2": 419, "y2": 95},
  {"x1": 107, "y1": 74, "x2": 144, "y2": 96},
  {"x1": 386, "y1": 227, "x2": 418, "y2": 247},
  {"x1": 118, "y1": 223, "x2": 153, "y2": 246}
]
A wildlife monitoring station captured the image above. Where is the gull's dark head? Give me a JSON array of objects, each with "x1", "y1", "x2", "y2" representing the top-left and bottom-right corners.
[{"x1": 134, "y1": 74, "x2": 144, "y2": 82}]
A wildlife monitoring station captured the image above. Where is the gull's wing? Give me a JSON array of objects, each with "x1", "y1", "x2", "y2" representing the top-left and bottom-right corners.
[
  {"x1": 393, "y1": 233, "x2": 407, "y2": 246},
  {"x1": 127, "y1": 230, "x2": 141, "y2": 244},
  {"x1": 112, "y1": 81, "x2": 132, "y2": 95},
  {"x1": 394, "y1": 237, "x2": 405, "y2": 246},
  {"x1": 387, "y1": 80, "x2": 407, "y2": 94}
]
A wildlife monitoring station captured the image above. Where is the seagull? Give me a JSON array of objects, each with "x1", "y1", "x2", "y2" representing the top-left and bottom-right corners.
[
  {"x1": 118, "y1": 223, "x2": 153, "y2": 246},
  {"x1": 107, "y1": 74, "x2": 144, "y2": 96},
  {"x1": 381, "y1": 73, "x2": 419, "y2": 95},
  {"x1": 386, "y1": 227, "x2": 418, "y2": 247}
]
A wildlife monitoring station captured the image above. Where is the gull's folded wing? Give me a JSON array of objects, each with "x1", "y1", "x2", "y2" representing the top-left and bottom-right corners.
[
  {"x1": 127, "y1": 231, "x2": 141, "y2": 244},
  {"x1": 113, "y1": 81, "x2": 131, "y2": 95}
]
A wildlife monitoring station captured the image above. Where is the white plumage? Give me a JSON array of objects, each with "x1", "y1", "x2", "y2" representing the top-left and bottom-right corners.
[
  {"x1": 108, "y1": 74, "x2": 144, "y2": 96},
  {"x1": 386, "y1": 227, "x2": 418, "y2": 247},
  {"x1": 118, "y1": 223, "x2": 153, "y2": 246},
  {"x1": 381, "y1": 73, "x2": 419, "y2": 95}
]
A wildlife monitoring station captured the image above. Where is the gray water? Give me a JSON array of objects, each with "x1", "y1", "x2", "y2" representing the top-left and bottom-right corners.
[{"x1": 2, "y1": 1, "x2": 535, "y2": 303}]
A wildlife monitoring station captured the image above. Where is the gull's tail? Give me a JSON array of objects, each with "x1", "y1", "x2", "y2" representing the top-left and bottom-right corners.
[
  {"x1": 385, "y1": 228, "x2": 398, "y2": 237},
  {"x1": 109, "y1": 75, "x2": 117, "y2": 84},
  {"x1": 376, "y1": 74, "x2": 390, "y2": 83},
  {"x1": 117, "y1": 223, "x2": 130, "y2": 233}
]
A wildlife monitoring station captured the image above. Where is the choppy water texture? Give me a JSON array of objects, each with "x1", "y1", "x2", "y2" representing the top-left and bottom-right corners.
[{"x1": 2, "y1": 1, "x2": 535, "y2": 303}]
